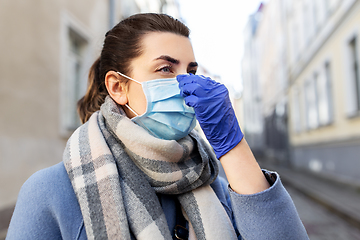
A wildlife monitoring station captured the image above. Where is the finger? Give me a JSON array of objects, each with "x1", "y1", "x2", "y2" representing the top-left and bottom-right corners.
[
  {"x1": 182, "y1": 74, "x2": 219, "y2": 88},
  {"x1": 184, "y1": 95, "x2": 199, "y2": 108},
  {"x1": 199, "y1": 75, "x2": 221, "y2": 89},
  {"x1": 177, "y1": 74, "x2": 196, "y2": 87},
  {"x1": 176, "y1": 73, "x2": 191, "y2": 81},
  {"x1": 180, "y1": 83, "x2": 207, "y2": 97}
]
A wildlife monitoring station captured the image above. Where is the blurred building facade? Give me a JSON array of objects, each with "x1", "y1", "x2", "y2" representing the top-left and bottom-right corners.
[
  {"x1": 242, "y1": 1, "x2": 289, "y2": 162},
  {"x1": 287, "y1": 0, "x2": 360, "y2": 186},
  {"x1": 241, "y1": 4, "x2": 266, "y2": 156},
  {"x1": 242, "y1": 0, "x2": 360, "y2": 186},
  {"x1": 256, "y1": 0, "x2": 289, "y2": 163},
  {"x1": 0, "y1": 0, "x2": 180, "y2": 234}
]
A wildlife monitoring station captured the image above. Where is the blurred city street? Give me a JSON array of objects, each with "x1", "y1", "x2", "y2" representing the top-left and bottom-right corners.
[
  {"x1": 286, "y1": 185, "x2": 360, "y2": 240},
  {"x1": 260, "y1": 160, "x2": 360, "y2": 240}
]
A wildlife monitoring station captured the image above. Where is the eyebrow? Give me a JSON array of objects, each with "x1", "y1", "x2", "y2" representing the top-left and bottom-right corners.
[
  {"x1": 154, "y1": 55, "x2": 198, "y2": 68},
  {"x1": 155, "y1": 55, "x2": 179, "y2": 64}
]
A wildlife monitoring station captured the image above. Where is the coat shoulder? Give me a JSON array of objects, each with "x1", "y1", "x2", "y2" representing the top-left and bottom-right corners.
[{"x1": 7, "y1": 162, "x2": 85, "y2": 240}]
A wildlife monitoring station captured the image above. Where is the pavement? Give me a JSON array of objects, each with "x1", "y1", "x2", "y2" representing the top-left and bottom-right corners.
[
  {"x1": 0, "y1": 205, "x2": 14, "y2": 240},
  {"x1": 259, "y1": 160, "x2": 360, "y2": 230}
]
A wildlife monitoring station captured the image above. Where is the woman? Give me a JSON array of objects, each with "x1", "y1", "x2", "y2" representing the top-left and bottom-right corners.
[{"x1": 7, "y1": 13, "x2": 309, "y2": 239}]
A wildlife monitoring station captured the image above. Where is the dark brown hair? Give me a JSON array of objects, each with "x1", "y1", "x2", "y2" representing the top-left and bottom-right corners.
[{"x1": 77, "y1": 13, "x2": 190, "y2": 123}]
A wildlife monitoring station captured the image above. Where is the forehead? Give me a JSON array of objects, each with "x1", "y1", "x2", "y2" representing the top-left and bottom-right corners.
[{"x1": 139, "y1": 32, "x2": 195, "y2": 62}]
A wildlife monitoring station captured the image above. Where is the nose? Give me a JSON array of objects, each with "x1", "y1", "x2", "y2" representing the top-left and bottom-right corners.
[
  {"x1": 177, "y1": 67, "x2": 190, "y2": 76},
  {"x1": 176, "y1": 73, "x2": 189, "y2": 78}
]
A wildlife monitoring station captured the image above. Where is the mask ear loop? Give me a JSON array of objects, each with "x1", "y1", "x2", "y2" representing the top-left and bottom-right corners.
[
  {"x1": 124, "y1": 103, "x2": 139, "y2": 116},
  {"x1": 116, "y1": 71, "x2": 141, "y2": 117},
  {"x1": 116, "y1": 71, "x2": 141, "y2": 84}
]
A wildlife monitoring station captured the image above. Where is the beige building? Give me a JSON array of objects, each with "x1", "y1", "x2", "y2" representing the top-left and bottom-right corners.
[
  {"x1": 243, "y1": 0, "x2": 360, "y2": 186},
  {"x1": 0, "y1": 0, "x2": 180, "y2": 236},
  {"x1": 287, "y1": 0, "x2": 360, "y2": 186}
]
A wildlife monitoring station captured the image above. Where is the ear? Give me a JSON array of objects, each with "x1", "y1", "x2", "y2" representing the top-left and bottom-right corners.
[{"x1": 105, "y1": 71, "x2": 128, "y2": 105}]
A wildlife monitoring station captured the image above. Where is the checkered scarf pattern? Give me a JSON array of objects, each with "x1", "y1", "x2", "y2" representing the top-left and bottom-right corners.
[{"x1": 63, "y1": 96, "x2": 237, "y2": 240}]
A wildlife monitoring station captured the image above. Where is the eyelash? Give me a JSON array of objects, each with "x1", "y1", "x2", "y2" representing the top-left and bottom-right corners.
[
  {"x1": 157, "y1": 65, "x2": 173, "y2": 73},
  {"x1": 156, "y1": 65, "x2": 197, "y2": 75}
]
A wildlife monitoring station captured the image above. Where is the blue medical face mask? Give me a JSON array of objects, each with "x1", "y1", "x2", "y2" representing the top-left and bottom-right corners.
[{"x1": 117, "y1": 72, "x2": 196, "y2": 140}]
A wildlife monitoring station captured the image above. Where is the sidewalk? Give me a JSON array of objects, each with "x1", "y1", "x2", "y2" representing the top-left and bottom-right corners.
[
  {"x1": 0, "y1": 206, "x2": 13, "y2": 240},
  {"x1": 260, "y1": 161, "x2": 360, "y2": 230}
]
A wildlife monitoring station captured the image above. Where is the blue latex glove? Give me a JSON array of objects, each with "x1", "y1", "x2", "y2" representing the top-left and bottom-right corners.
[{"x1": 177, "y1": 74, "x2": 244, "y2": 159}]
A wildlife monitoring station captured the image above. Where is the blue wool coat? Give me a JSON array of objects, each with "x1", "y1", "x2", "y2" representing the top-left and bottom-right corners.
[{"x1": 6, "y1": 162, "x2": 309, "y2": 239}]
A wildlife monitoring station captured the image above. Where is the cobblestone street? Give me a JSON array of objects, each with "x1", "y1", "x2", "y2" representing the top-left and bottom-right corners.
[{"x1": 285, "y1": 184, "x2": 360, "y2": 240}]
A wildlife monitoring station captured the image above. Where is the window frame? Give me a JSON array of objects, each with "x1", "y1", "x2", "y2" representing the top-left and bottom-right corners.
[
  {"x1": 343, "y1": 29, "x2": 360, "y2": 118},
  {"x1": 59, "y1": 11, "x2": 93, "y2": 137}
]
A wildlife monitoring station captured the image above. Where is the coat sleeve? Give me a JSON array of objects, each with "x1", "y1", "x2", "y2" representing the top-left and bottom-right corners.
[
  {"x1": 6, "y1": 162, "x2": 85, "y2": 240},
  {"x1": 227, "y1": 170, "x2": 309, "y2": 240}
]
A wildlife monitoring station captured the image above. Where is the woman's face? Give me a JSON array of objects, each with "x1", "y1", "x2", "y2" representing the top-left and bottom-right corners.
[{"x1": 124, "y1": 32, "x2": 198, "y2": 118}]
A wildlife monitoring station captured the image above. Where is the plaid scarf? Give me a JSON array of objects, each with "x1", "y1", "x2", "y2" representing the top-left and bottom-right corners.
[{"x1": 63, "y1": 96, "x2": 237, "y2": 240}]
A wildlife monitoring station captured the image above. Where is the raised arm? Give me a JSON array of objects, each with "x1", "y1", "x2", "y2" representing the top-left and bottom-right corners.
[{"x1": 177, "y1": 74, "x2": 269, "y2": 194}]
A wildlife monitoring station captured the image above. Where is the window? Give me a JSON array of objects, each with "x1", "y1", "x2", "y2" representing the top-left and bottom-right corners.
[
  {"x1": 312, "y1": 1, "x2": 318, "y2": 30},
  {"x1": 302, "y1": 62, "x2": 334, "y2": 131},
  {"x1": 304, "y1": 78, "x2": 319, "y2": 130},
  {"x1": 315, "y1": 62, "x2": 333, "y2": 125},
  {"x1": 324, "y1": 0, "x2": 331, "y2": 17},
  {"x1": 302, "y1": 2, "x2": 310, "y2": 46},
  {"x1": 349, "y1": 38, "x2": 360, "y2": 111},
  {"x1": 60, "y1": 12, "x2": 91, "y2": 136},
  {"x1": 328, "y1": 0, "x2": 341, "y2": 15},
  {"x1": 345, "y1": 36, "x2": 360, "y2": 117},
  {"x1": 317, "y1": 0, "x2": 326, "y2": 27},
  {"x1": 291, "y1": 23, "x2": 299, "y2": 62},
  {"x1": 291, "y1": 87, "x2": 302, "y2": 133},
  {"x1": 64, "y1": 28, "x2": 88, "y2": 131},
  {"x1": 324, "y1": 62, "x2": 334, "y2": 121}
]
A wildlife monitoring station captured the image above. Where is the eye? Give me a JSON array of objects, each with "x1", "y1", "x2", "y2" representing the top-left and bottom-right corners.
[{"x1": 156, "y1": 65, "x2": 173, "y2": 73}]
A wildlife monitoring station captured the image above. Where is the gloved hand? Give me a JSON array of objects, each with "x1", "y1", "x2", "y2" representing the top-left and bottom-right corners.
[{"x1": 177, "y1": 74, "x2": 244, "y2": 159}]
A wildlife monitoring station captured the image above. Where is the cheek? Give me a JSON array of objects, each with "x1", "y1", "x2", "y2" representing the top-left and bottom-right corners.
[{"x1": 128, "y1": 83, "x2": 147, "y2": 115}]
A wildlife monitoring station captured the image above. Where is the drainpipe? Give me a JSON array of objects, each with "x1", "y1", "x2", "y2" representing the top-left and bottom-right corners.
[
  {"x1": 109, "y1": 0, "x2": 115, "y2": 29},
  {"x1": 160, "y1": 0, "x2": 166, "y2": 13}
]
